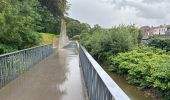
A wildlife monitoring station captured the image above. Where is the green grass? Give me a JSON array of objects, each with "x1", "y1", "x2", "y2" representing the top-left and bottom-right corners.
[{"x1": 40, "y1": 33, "x2": 60, "y2": 45}]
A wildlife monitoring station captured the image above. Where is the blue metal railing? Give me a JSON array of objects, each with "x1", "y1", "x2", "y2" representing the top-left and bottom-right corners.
[
  {"x1": 79, "y1": 45, "x2": 130, "y2": 100},
  {"x1": 0, "y1": 44, "x2": 53, "y2": 88}
]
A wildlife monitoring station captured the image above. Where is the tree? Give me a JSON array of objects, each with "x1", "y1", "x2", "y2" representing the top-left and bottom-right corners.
[
  {"x1": 90, "y1": 24, "x2": 102, "y2": 34},
  {"x1": 36, "y1": 5, "x2": 61, "y2": 34},
  {"x1": 80, "y1": 25, "x2": 142, "y2": 62},
  {"x1": 0, "y1": 0, "x2": 69, "y2": 54},
  {"x1": 66, "y1": 17, "x2": 91, "y2": 38},
  {"x1": 39, "y1": 0, "x2": 69, "y2": 17}
]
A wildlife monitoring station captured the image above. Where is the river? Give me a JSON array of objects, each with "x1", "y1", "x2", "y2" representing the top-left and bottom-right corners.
[{"x1": 102, "y1": 65, "x2": 154, "y2": 100}]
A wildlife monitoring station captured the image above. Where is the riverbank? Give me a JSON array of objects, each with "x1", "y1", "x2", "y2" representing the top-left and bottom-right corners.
[{"x1": 101, "y1": 65, "x2": 161, "y2": 100}]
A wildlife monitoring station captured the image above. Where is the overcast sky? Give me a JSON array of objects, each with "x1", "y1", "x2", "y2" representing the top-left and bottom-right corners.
[{"x1": 68, "y1": 0, "x2": 170, "y2": 28}]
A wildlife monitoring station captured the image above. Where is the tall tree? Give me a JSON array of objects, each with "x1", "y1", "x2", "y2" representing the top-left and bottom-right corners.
[{"x1": 39, "y1": 0, "x2": 68, "y2": 17}]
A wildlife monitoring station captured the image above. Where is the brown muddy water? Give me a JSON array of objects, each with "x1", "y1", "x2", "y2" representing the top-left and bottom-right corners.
[{"x1": 102, "y1": 65, "x2": 154, "y2": 100}]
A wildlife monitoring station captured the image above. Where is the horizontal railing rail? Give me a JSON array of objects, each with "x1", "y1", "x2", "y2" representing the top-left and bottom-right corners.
[
  {"x1": 79, "y1": 45, "x2": 130, "y2": 100},
  {"x1": 0, "y1": 44, "x2": 53, "y2": 88}
]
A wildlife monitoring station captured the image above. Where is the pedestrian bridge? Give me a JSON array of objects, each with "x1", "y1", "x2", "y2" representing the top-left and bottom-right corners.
[{"x1": 0, "y1": 42, "x2": 130, "y2": 100}]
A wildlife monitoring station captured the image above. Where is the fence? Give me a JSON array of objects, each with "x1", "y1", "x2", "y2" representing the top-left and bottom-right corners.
[
  {"x1": 0, "y1": 44, "x2": 53, "y2": 88},
  {"x1": 79, "y1": 45, "x2": 130, "y2": 100}
]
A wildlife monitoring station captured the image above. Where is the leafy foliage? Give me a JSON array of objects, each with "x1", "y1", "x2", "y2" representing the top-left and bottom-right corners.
[
  {"x1": 110, "y1": 46, "x2": 170, "y2": 98},
  {"x1": 148, "y1": 37, "x2": 170, "y2": 51},
  {"x1": 80, "y1": 25, "x2": 143, "y2": 63},
  {"x1": 80, "y1": 24, "x2": 170, "y2": 98},
  {"x1": 39, "y1": 0, "x2": 69, "y2": 17},
  {"x1": 36, "y1": 5, "x2": 61, "y2": 34},
  {"x1": 66, "y1": 17, "x2": 91, "y2": 38},
  {"x1": 0, "y1": 0, "x2": 41, "y2": 50},
  {"x1": 40, "y1": 33, "x2": 59, "y2": 45},
  {"x1": 0, "y1": 0, "x2": 68, "y2": 54},
  {"x1": 0, "y1": 44, "x2": 17, "y2": 54}
]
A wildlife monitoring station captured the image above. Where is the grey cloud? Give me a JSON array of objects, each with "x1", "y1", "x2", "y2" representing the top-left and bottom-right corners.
[
  {"x1": 142, "y1": 0, "x2": 170, "y2": 4},
  {"x1": 100, "y1": 0, "x2": 170, "y2": 19},
  {"x1": 68, "y1": 0, "x2": 170, "y2": 27},
  {"x1": 125, "y1": 1, "x2": 167, "y2": 19}
]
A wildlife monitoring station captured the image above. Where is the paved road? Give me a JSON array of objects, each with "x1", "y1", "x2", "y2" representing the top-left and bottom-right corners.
[{"x1": 0, "y1": 42, "x2": 87, "y2": 100}]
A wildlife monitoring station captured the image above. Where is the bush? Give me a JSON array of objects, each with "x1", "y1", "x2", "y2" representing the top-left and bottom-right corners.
[
  {"x1": 0, "y1": 44, "x2": 17, "y2": 54},
  {"x1": 66, "y1": 17, "x2": 91, "y2": 38},
  {"x1": 71, "y1": 35, "x2": 80, "y2": 40},
  {"x1": 40, "y1": 33, "x2": 59, "y2": 45},
  {"x1": 109, "y1": 46, "x2": 170, "y2": 98},
  {"x1": 80, "y1": 25, "x2": 142, "y2": 63},
  {"x1": 0, "y1": 0, "x2": 63, "y2": 53},
  {"x1": 148, "y1": 38, "x2": 170, "y2": 51}
]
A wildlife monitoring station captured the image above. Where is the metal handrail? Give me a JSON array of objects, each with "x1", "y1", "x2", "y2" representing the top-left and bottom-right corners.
[
  {"x1": 79, "y1": 45, "x2": 130, "y2": 100},
  {"x1": 0, "y1": 44, "x2": 53, "y2": 88},
  {"x1": 0, "y1": 44, "x2": 51, "y2": 57}
]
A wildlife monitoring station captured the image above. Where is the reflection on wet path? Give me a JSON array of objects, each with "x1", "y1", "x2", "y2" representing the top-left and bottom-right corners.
[{"x1": 0, "y1": 42, "x2": 86, "y2": 100}]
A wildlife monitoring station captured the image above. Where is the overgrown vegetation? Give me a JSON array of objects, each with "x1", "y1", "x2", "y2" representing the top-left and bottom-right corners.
[
  {"x1": 80, "y1": 25, "x2": 170, "y2": 99},
  {"x1": 109, "y1": 47, "x2": 170, "y2": 99},
  {"x1": 66, "y1": 17, "x2": 91, "y2": 38},
  {"x1": 149, "y1": 37, "x2": 170, "y2": 51},
  {"x1": 81, "y1": 25, "x2": 143, "y2": 63},
  {"x1": 0, "y1": 0, "x2": 68, "y2": 54},
  {"x1": 40, "y1": 33, "x2": 59, "y2": 45}
]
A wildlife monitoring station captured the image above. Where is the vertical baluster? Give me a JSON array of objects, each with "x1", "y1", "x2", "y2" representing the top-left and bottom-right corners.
[
  {"x1": 11, "y1": 54, "x2": 14, "y2": 80},
  {"x1": 9, "y1": 55, "x2": 11, "y2": 82},
  {"x1": 24, "y1": 51, "x2": 27, "y2": 72},
  {"x1": 2, "y1": 57, "x2": 5, "y2": 87},
  {"x1": 21, "y1": 51, "x2": 24, "y2": 74},
  {"x1": 0, "y1": 44, "x2": 53, "y2": 88},
  {"x1": 0, "y1": 58, "x2": 2, "y2": 88},
  {"x1": 25, "y1": 50, "x2": 30, "y2": 71},
  {"x1": 5, "y1": 56, "x2": 8, "y2": 86},
  {"x1": 19, "y1": 52, "x2": 22, "y2": 75},
  {"x1": 29, "y1": 50, "x2": 31, "y2": 69},
  {"x1": 33, "y1": 49, "x2": 36, "y2": 65},
  {"x1": 23, "y1": 51, "x2": 26, "y2": 73},
  {"x1": 13, "y1": 53, "x2": 17, "y2": 79},
  {"x1": 9, "y1": 55, "x2": 12, "y2": 82},
  {"x1": 1, "y1": 57, "x2": 4, "y2": 87}
]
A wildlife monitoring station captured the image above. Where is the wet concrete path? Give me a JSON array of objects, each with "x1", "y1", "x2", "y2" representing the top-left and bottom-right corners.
[{"x1": 0, "y1": 42, "x2": 87, "y2": 100}]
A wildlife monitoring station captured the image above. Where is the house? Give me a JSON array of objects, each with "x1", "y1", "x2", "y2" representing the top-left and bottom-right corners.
[
  {"x1": 151, "y1": 25, "x2": 167, "y2": 35},
  {"x1": 165, "y1": 25, "x2": 170, "y2": 35},
  {"x1": 140, "y1": 26, "x2": 151, "y2": 36},
  {"x1": 140, "y1": 24, "x2": 170, "y2": 36}
]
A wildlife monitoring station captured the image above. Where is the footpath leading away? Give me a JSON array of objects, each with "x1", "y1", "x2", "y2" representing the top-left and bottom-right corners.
[{"x1": 0, "y1": 42, "x2": 87, "y2": 100}]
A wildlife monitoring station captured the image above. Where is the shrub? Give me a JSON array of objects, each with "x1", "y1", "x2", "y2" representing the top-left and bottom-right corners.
[
  {"x1": 148, "y1": 38, "x2": 170, "y2": 51},
  {"x1": 0, "y1": 0, "x2": 63, "y2": 53},
  {"x1": 80, "y1": 25, "x2": 142, "y2": 63},
  {"x1": 71, "y1": 35, "x2": 80, "y2": 40},
  {"x1": 109, "y1": 46, "x2": 170, "y2": 98},
  {"x1": 0, "y1": 44, "x2": 17, "y2": 54}
]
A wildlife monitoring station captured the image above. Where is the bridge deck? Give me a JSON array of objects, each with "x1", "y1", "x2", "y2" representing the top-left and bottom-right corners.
[{"x1": 0, "y1": 42, "x2": 87, "y2": 100}]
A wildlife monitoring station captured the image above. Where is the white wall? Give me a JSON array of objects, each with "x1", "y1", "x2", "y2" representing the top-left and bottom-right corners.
[{"x1": 152, "y1": 27, "x2": 167, "y2": 35}]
